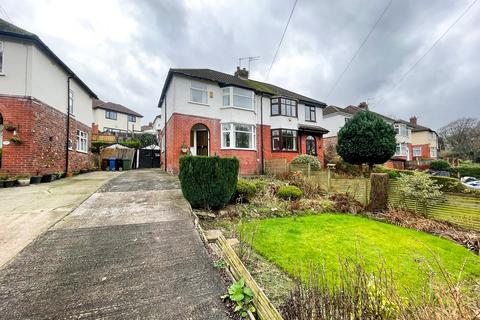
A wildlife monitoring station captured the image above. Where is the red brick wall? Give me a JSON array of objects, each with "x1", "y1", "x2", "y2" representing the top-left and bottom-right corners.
[
  {"x1": 0, "y1": 96, "x2": 93, "y2": 176},
  {"x1": 163, "y1": 114, "x2": 326, "y2": 175},
  {"x1": 412, "y1": 144, "x2": 431, "y2": 159}
]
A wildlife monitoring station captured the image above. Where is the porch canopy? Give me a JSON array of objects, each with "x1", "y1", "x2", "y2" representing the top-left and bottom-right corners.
[{"x1": 297, "y1": 124, "x2": 329, "y2": 136}]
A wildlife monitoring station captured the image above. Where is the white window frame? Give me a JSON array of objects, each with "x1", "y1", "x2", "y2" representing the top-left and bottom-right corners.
[
  {"x1": 76, "y1": 129, "x2": 88, "y2": 153},
  {"x1": 0, "y1": 41, "x2": 4, "y2": 74},
  {"x1": 105, "y1": 110, "x2": 117, "y2": 120},
  {"x1": 127, "y1": 115, "x2": 136, "y2": 122},
  {"x1": 394, "y1": 124, "x2": 408, "y2": 137},
  {"x1": 221, "y1": 123, "x2": 256, "y2": 150},
  {"x1": 190, "y1": 81, "x2": 208, "y2": 105},
  {"x1": 430, "y1": 147, "x2": 437, "y2": 158},
  {"x1": 222, "y1": 86, "x2": 254, "y2": 110},
  {"x1": 68, "y1": 89, "x2": 74, "y2": 114},
  {"x1": 413, "y1": 146, "x2": 422, "y2": 157},
  {"x1": 395, "y1": 143, "x2": 409, "y2": 157}
]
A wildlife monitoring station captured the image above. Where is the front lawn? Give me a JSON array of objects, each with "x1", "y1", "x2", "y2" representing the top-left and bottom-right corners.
[{"x1": 242, "y1": 214, "x2": 480, "y2": 295}]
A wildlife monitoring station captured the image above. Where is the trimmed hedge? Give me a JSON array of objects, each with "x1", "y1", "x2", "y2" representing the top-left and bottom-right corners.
[
  {"x1": 430, "y1": 160, "x2": 450, "y2": 171},
  {"x1": 373, "y1": 166, "x2": 399, "y2": 179},
  {"x1": 179, "y1": 156, "x2": 239, "y2": 209},
  {"x1": 450, "y1": 165, "x2": 480, "y2": 178},
  {"x1": 277, "y1": 185, "x2": 303, "y2": 200},
  {"x1": 291, "y1": 154, "x2": 321, "y2": 170},
  {"x1": 430, "y1": 176, "x2": 466, "y2": 193}
]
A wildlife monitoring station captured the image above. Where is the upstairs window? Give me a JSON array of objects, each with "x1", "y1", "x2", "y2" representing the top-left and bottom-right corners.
[
  {"x1": 394, "y1": 124, "x2": 409, "y2": 137},
  {"x1": 105, "y1": 110, "x2": 117, "y2": 120},
  {"x1": 68, "y1": 89, "x2": 74, "y2": 114},
  {"x1": 271, "y1": 98, "x2": 297, "y2": 117},
  {"x1": 221, "y1": 123, "x2": 255, "y2": 149},
  {"x1": 272, "y1": 129, "x2": 297, "y2": 151},
  {"x1": 222, "y1": 87, "x2": 254, "y2": 110},
  {"x1": 0, "y1": 41, "x2": 3, "y2": 73},
  {"x1": 305, "y1": 105, "x2": 316, "y2": 122},
  {"x1": 190, "y1": 81, "x2": 208, "y2": 104},
  {"x1": 128, "y1": 115, "x2": 136, "y2": 122}
]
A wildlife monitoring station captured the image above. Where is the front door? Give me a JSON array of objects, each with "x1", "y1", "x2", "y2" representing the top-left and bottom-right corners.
[{"x1": 196, "y1": 130, "x2": 209, "y2": 156}]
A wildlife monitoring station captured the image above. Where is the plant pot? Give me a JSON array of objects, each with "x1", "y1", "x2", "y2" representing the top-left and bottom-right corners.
[
  {"x1": 17, "y1": 178, "x2": 30, "y2": 186},
  {"x1": 4, "y1": 125, "x2": 16, "y2": 131},
  {"x1": 30, "y1": 176, "x2": 42, "y2": 184},
  {"x1": 41, "y1": 174, "x2": 53, "y2": 183},
  {"x1": 181, "y1": 147, "x2": 188, "y2": 153},
  {"x1": 4, "y1": 180, "x2": 17, "y2": 187}
]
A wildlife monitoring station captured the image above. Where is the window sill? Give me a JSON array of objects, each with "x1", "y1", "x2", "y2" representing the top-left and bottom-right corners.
[
  {"x1": 270, "y1": 114, "x2": 298, "y2": 118},
  {"x1": 0, "y1": 72, "x2": 5, "y2": 76},
  {"x1": 305, "y1": 120, "x2": 316, "y2": 123},
  {"x1": 272, "y1": 150, "x2": 299, "y2": 153},
  {"x1": 76, "y1": 150, "x2": 89, "y2": 154},
  {"x1": 188, "y1": 101, "x2": 209, "y2": 106},
  {"x1": 220, "y1": 106, "x2": 255, "y2": 113},
  {"x1": 221, "y1": 147, "x2": 256, "y2": 151}
]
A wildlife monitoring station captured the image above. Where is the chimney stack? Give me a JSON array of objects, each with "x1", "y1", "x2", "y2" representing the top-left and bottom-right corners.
[
  {"x1": 358, "y1": 102, "x2": 369, "y2": 110},
  {"x1": 234, "y1": 66, "x2": 249, "y2": 79},
  {"x1": 409, "y1": 116, "x2": 417, "y2": 125}
]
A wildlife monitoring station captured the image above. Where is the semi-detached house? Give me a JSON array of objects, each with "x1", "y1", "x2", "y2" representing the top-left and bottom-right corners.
[
  {"x1": 0, "y1": 18, "x2": 97, "y2": 176},
  {"x1": 157, "y1": 68, "x2": 329, "y2": 175}
]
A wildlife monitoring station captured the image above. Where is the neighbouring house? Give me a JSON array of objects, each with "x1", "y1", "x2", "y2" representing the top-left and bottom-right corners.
[
  {"x1": 409, "y1": 116, "x2": 439, "y2": 160},
  {"x1": 92, "y1": 99, "x2": 143, "y2": 134},
  {"x1": 322, "y1": 102, "x2": 437, "y2": 169},
  {"x1": 157, "y1": 67, "x2": 329, "y2": 175},
  {"x1": 0, "y1": 18, "x2": 97, "y2": 176}
]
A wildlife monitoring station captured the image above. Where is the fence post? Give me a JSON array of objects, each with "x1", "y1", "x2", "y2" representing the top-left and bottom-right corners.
[
  {"x1": 307, "y1": 163, "x2": 311, "y2": 177},
  {"x1": 285, "y1": 159, "x2": 288, "y2": 174},
  {"x1": 365, "y1": 178, "x2": 369, "y2": 205}
]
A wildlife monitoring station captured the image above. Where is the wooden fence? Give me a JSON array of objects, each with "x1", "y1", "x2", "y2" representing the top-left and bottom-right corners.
[{"x1": 388, "y1": 180, "x2": 480, "y2": 231}]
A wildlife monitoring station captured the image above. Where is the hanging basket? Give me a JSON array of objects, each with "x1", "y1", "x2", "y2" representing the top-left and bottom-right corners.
[
  {"x1": 4, "y1": 124, "x2": 16, "y2": 131},
  {"x1": 10, "y1": 136, "x2": 22, "y2": 145}
]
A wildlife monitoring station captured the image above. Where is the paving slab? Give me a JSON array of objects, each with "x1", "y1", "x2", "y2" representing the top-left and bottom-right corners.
[{"x1": 0, "y1": 169, "x2": 229, "y2": 319}]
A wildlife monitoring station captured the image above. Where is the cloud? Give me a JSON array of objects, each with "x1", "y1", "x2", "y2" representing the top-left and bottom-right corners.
[{"x1": 2, "y1": 0, "x2": 479, "y2": 129}]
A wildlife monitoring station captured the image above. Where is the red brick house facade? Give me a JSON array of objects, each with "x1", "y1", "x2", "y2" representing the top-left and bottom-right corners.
[
  {"x1": 0, "y1": 96, "x2": 93, "y2": 176},
  {"x1": 158, "y1": 69, "x2": 328, "y2": 175}
]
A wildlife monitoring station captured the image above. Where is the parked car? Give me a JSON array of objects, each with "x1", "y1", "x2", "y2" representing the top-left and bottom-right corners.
[{"x1": 461, "y1": 177, "x2": 480, "y2": 190}]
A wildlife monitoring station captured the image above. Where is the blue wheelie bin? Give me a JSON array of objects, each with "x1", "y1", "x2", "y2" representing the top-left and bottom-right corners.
[{"x1": 109, "y1": 158, "x2": 116, "y2": 171}]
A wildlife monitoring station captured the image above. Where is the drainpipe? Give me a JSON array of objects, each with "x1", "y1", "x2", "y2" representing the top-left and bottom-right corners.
[
  {"x1": 164, "y1": 98, "x2": 167, "y2": 171},
  {"x1": 260, "y1": 94, "x2": 264, "y2": 175},
  {"x1": 65, "y1": 76, "x2": 73, "y2": 175}
]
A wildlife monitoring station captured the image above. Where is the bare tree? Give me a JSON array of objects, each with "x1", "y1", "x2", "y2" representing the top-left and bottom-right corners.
[{"x1": 439, "y1": 118, "x2": 479, "y2": 160}]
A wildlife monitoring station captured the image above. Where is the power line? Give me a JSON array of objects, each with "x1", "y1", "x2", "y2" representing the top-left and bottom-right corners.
[
  {"x1": 265, "y1": 0, "x2": 298, "y2": 81},
  {"x1": 325, "y1": 0, "x2": 393, "y2": 100},
  {"x1": 0, "y1": 5, "x2": 13, "y2": 23},
  {"x1": 385, "y1": 0, "x2": 478, "y2": 93}
]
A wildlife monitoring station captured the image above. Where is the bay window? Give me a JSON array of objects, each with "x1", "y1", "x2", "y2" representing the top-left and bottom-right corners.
[
  {"x1": 271, "y1": 97, "x2": 297, "y2": 117},
  {"x1": 190, "y1": 81, "x2": 208, "y2": 104},
  {"x1": 222, "y1": 123, "x2": 256, "y2": 149},
  {"x1": 395, "y1": 143, "x2": 409, "y2": 157},
  {"x1": 394, "y1": 124, "x2": 409, "y2": 137},
  {"x1": 222, "y1": 87, "x2": 254, "y2": 110},
  {"x1": 272, "y1": 129, "x2": 298, "y2": 151}
]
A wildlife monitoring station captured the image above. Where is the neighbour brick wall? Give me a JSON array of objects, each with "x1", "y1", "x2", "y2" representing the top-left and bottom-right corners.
[
  {"x1": 0, "y1": 96, "x2": 93, "y2": 176},
  {"x1": 162, "y1": 113, "x2": 326, "y2": 175}
]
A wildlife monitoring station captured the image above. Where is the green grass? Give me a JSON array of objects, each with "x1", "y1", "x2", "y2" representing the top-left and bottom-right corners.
[{"x1": 242, "y1": 214, "x2": 480, "y2": 295}]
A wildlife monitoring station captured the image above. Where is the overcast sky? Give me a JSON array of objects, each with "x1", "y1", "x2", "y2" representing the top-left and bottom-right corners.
[{"x1": 2, "y1": 0, "x2": 479, "y2": 129}]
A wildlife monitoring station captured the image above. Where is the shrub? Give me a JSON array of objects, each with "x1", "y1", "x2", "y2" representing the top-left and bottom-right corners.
[
  {"x1": 120, "y1": 139, "x2": 141, "y2": 149},
  {"x1": 179, "y1": 156, "x2": 239, "y2": 209},
  {"x1": 373, "y1": 165, "x2": 399, "y2": 179},
  {"x1": 277, "y1": 185, "x2": 303, "y2": 200},
  {"x1": 235, "y1": 178, "x2": 257, "y2": 200},
  {"x1": 291, "y1": 154, "x2": 321, "y2": 170},
  {"x1": 396, "y1": 172, "x2": 442, "y2": 216},
  {"x1": 430, "y1": 176, "x2": 466, "y2": 193},
  {"x1": 450, "y1": 164, "x2": 480, "y2": 178},
  {"x1": 430, "y1": 160, "x2": 450, "y2": 171}
]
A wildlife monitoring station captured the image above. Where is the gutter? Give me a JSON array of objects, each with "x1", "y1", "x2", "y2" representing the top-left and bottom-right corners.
[{"x1": 164, "y1": 98, "x2": 167, "y2": 171}]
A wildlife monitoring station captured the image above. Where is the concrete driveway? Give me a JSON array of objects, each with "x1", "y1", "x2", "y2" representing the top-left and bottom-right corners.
[
  {"x1": 0, "y1": 171, "x2": 120, "y2": 267},
  {"x1": 0, "y1": 169, "x2": 228, "y2": 319}
]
